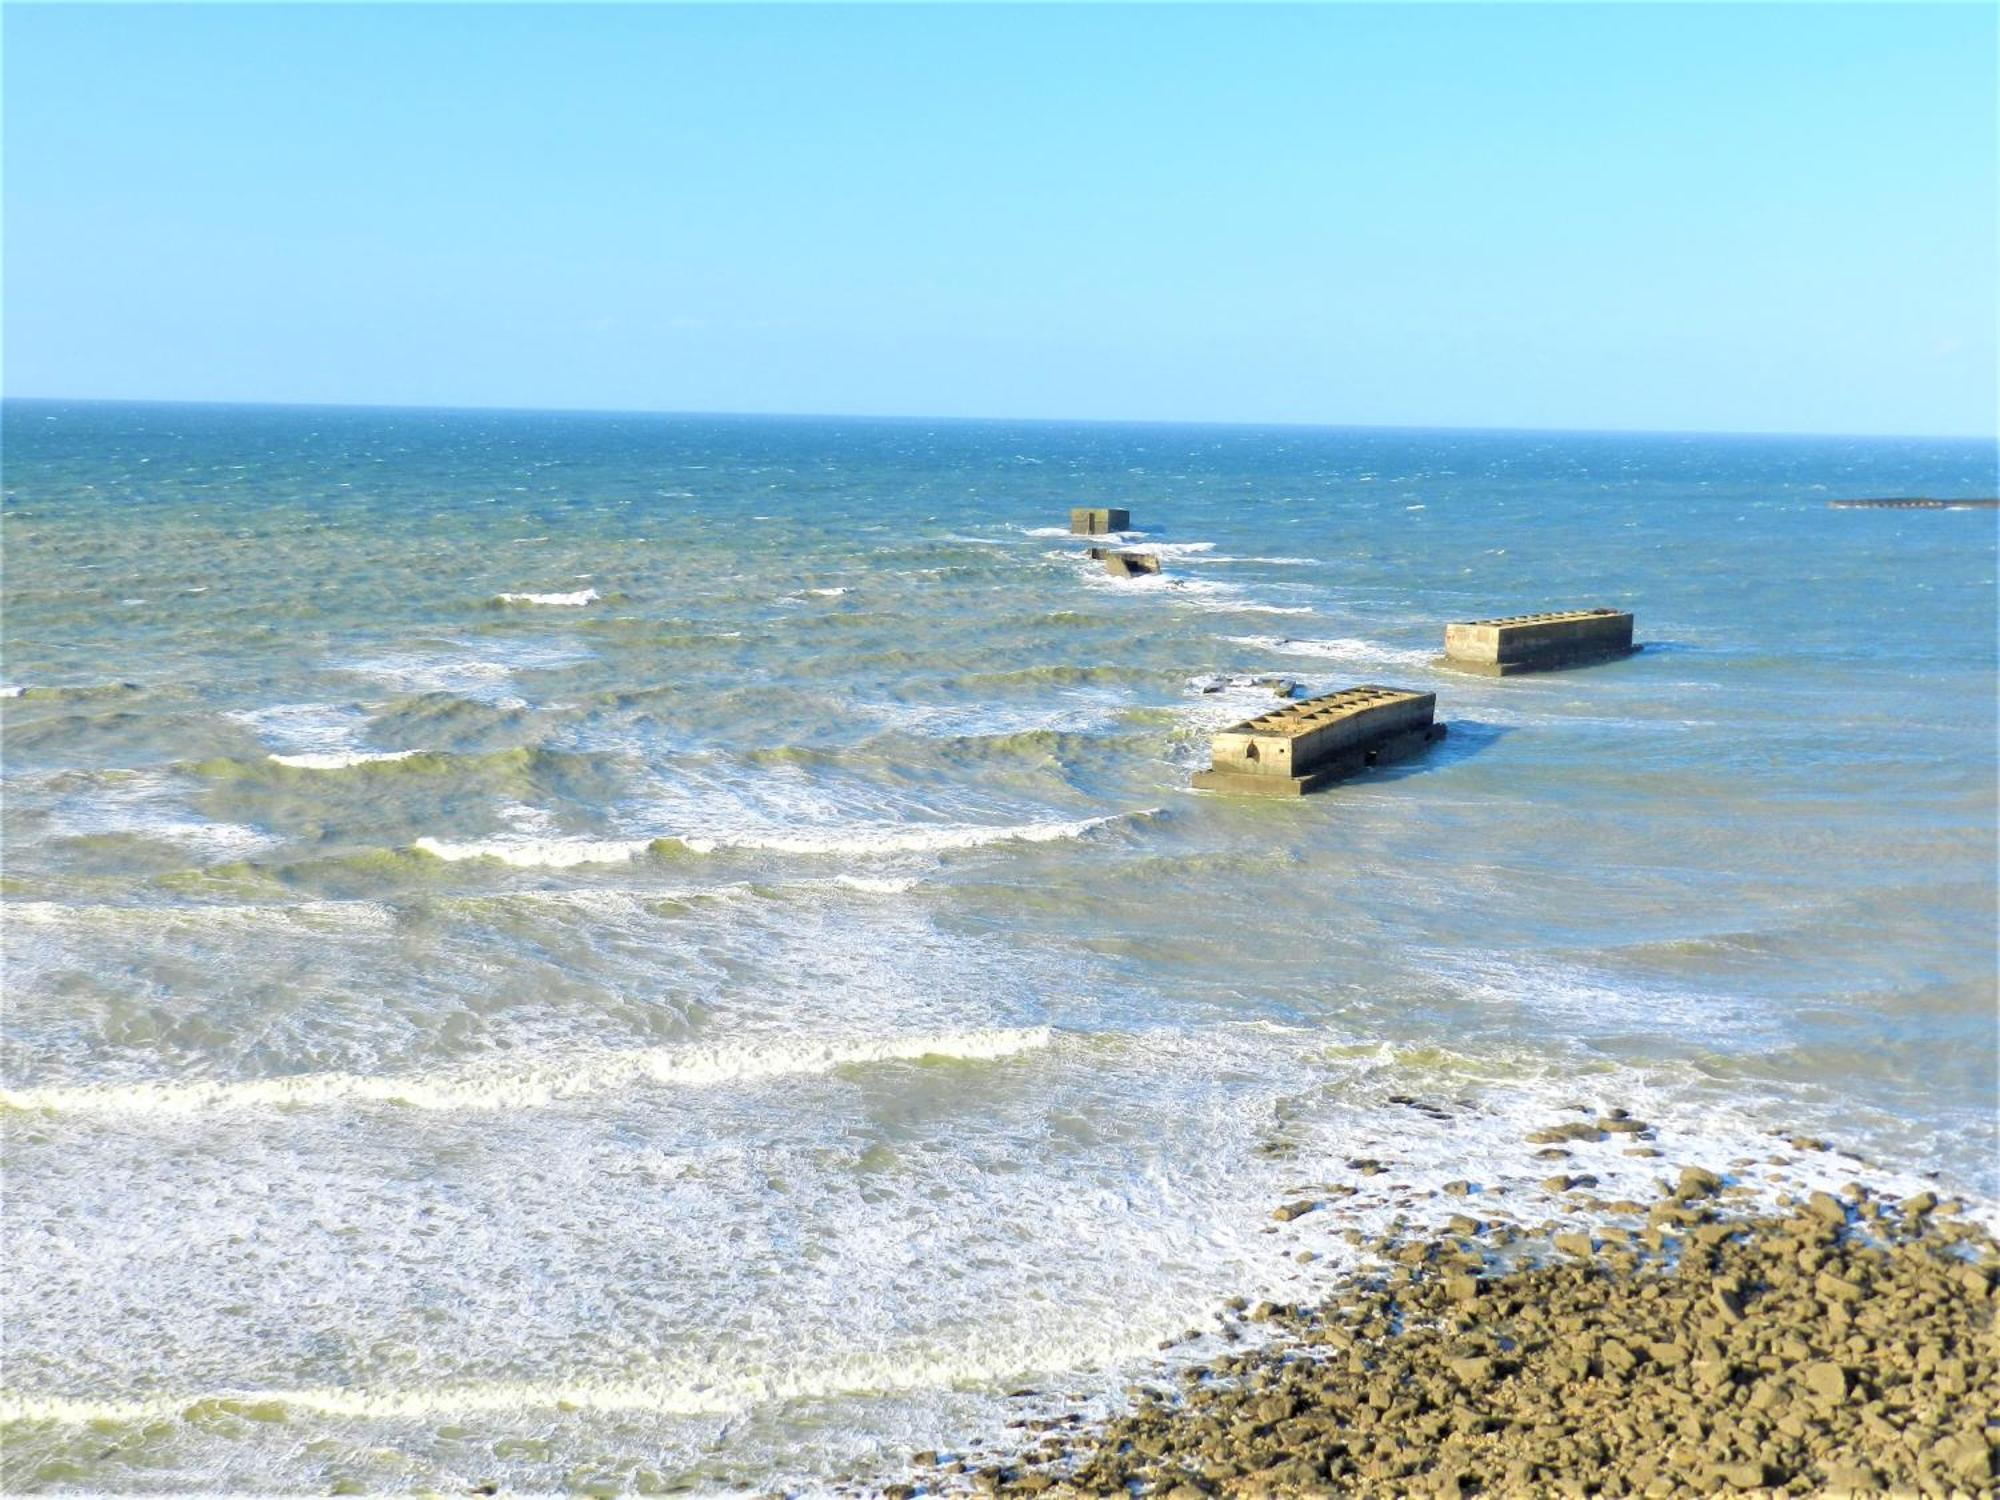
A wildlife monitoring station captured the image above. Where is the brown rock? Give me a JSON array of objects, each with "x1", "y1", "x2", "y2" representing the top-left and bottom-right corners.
[
  {"x1": 1800, "y1": 1361, "x2": 1848, "y2": 1404},
  {"x1": 1676, "y1": 1166, "x2": 1724, "y2": 1200}
]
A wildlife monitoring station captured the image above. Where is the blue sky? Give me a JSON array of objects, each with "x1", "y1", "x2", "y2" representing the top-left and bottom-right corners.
[{"x1": 5, "y1": 3, "x2": 1994, "y2": 435}]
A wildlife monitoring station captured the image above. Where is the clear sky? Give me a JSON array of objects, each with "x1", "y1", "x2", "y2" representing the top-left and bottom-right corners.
[{"x1": 4, "y1": 3, "x2": 1995, "y2": 436}]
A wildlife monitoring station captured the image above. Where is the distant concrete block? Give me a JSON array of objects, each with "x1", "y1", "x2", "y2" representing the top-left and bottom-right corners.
[
  {"x1": 1102, "y1": 551, "x2": 1162, "y2": 578},
  {"x1": 1439, "y1": 608, "x2": 1636, "y2": 677},
  {"x1": 1192, "y1": 685, "x2": 1443, "y2": 795},
  {"x1": 1070, "y1": 507, "x2": 1131, "y2": 535},
  {"x1": 1828, "y1": 497, "x2": 1999, "y2": 510},
  {"x1": 1186, "y1": 673, "x2": 1298, "y2": 698}
]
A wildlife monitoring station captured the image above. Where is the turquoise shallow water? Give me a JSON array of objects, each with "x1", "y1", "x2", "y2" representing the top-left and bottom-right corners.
[{"x1": 3, "y1": 400, "x2": 1996, "y2": 1493}]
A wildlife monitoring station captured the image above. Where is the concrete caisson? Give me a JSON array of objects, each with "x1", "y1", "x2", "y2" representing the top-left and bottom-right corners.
[
  {"x1": 1438, "y1": 608, "x2": 1636, "y2": 677},
  {"x1": 1191, "y1": 685, "x2": 1446, "y2": 796},
  {"x1": 1070, "y1": 507, "x2": 1131, "y2": 535},
  {"x1": 1102, "y1": 551, "x2": 1162, "y2": 578}
]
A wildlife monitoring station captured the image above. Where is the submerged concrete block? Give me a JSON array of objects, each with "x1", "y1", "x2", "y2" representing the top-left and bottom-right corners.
[
  {"x1": 1439, "y1": 608, "x2": 1636, "y2": 677},
  {"x1": 1102, "y1": 551, "x2": 1162, "y2": 578},
  {"x1": 1187, "y1": 674, "x2": 1299, "y2": 698},
  {"x1": 1192, "y1": 685, "x2": 1443, "y2": 795},
  {"x1": 1070, "y1": 507, "x2": 1131, "y2": 535},
  {"x1": 1828, "y1": 497, "x2": 1999, "y2": 510}
]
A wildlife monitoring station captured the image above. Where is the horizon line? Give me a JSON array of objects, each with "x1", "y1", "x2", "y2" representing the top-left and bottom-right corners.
[{"x1": 4, "y1": 392, "x2": 1995, "y2": 447}]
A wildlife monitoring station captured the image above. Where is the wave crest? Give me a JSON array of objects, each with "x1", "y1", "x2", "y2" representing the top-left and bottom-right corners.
[
  {"x1": 494, "y1": 588, "x2": 600, "y2": 607},
  {"x1": 0, "y1": 1026, "x2": 1056, "y2": 1117}
]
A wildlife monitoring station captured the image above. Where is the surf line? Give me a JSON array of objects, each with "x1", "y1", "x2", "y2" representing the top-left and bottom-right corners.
[{"x1": 0, "y1": 1028, "x2": 1058, "y2": 1118}]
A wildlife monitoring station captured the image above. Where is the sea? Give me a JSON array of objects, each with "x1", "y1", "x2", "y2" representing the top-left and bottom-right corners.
[{"x1": 3, "y1": 399, "x2": 1995, "y2": 1495}]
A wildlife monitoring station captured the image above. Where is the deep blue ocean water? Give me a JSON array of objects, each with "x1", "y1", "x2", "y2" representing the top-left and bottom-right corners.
[{"x1": 3, "y1": 400, "x2": 1995, "y2": 1492}]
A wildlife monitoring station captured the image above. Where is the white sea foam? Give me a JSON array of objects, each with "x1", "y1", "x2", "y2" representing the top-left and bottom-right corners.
[
  {"x1": 1225, "y1": 633, "x2": 1435, "y2": 666},
  {"x1": 675, "y1": 809, "x2": 1153, "y2": 857},
  {"x1": 226, "y1": 702, "x2": 375, "y2": 757},
  {"x1": 495, "y1": 587, "x2": 600, "y2": 606},
  {"x1": 832, "y1": 874, "x2": 921, "y2": 894},
  {"x1": 0, "y1": 1322, "x2": 1129, "y2": 1425},
  {"x1": 2, "y1": 898, "x2": 396, "y2": 936},
  {"x1": 873, "y1": 697, "x2": 1122, "y2": 740},
  {"x1": 1432, "y1": 950, "x2": 1767, "y2": 1039},
  {"x1": 0, "y1": 1027, "x2": 1055, "y2": 1117},
  {"x1": 335, "y1": 641, "x2": 589, "y2": 701},
  {"x1": 268, "y1": 749, "x2": 423, "y2": 770},
  {"x1": 1083, "y1": 571, "x2": 1234, "y2": 599},
  {"x1": 27, "y1": 768, "x2": 276, "y2": 861},
  {"x1": 412, "y1": 834, "x2": 659, "y2": 868},
  {"x1": 1195, "y1": 602, "x2": 1316, "y2": 615}
]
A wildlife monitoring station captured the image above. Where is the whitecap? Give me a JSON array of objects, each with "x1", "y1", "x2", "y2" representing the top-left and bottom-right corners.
[
  {"x1": 268, "y1": 749, "x2": 422, "y2": 770},
  {"x1": 1189, "y1": 602, "x2": 1316, "y2": 616},
  {"x1": 832, "y1": 874, "x2": 920, "y2": 894},
  {"x1": 25, "y1": 768, "x2": 276, "y2": 860},
  {"x1": 1224, "y1": 633, "x2": 1434, "y2": 666},
  {"x1": 335, "y1": 641, "x2": 589, "y2": 701},
  {"x1": 495, "y1": 587, "x2": 600, "y2": 606},
  {"x1": 0, "y1": 1026, "x2": 1055, "y2": 1117},
  {"x1": 411, "y1": 834, "x2": 658, "y2": 869},
  {"x1": 675, "y1": 809, "x2": 1154, "y2": 857}
]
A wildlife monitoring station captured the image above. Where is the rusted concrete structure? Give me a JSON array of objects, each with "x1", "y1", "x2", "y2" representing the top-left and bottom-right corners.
[
  {"x1": 1439, "y1": 608, "x2": 1636, "y2": 677},
  {"x1": 1102, "y1": 551, "x2": 1162, "y2": 578},
  {"x1": 1070, "y1": 507, "x2": 1131, "y2": 535},
  {"x1": 1191, "y1": 685, "x2": 1445, "y2": 796}
]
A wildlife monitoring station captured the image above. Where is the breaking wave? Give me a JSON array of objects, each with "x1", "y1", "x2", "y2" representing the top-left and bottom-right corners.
[
  {"x1": 494, "y1": 587, "x2": 600, "y2": 607},
  {"x1": 267, "y1": 749, "x2": 423, "y2": 770},
  {"x1": 408, "y1": 810, "x2": 1154, "y2": 867},
  {"x1": 1225, "y1": 633, "x2": 1435, "y2": 666},
  {"x1": 0, "y1": 1027, "x2": 1056, "y2": 1117}
]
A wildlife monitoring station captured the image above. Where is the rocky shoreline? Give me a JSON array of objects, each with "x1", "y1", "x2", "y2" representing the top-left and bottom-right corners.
[{"x1": 904, "y1": 1141, "x2": 1997, "y2": 1499}]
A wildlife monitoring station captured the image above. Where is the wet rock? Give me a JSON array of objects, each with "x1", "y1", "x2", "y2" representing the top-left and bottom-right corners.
[
  {"x1": 914, "y1": 1174, "x2": 1996, "y2": 1500},
  {"x1": 1676, "y1": 1166, "x2": 1724, "y2": 1200},
  {"x1": 1527, "y1": 1123, "x2": 1607, "y2": 1145}
]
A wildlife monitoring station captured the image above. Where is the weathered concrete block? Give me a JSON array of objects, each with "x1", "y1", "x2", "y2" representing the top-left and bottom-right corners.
[
  {"x1": 1070, "y1": 507, "x2": 1131, "y2": 535},
  {"x1": 1191, "y1": 685, "x2": 1442, "y2": 795},
  {"x1": 1102, "y1": 551, "x2": 1162, "y2": 578},
  {"x1": 1439, "y1": 608, "x2": 1636, "y2": 676}
]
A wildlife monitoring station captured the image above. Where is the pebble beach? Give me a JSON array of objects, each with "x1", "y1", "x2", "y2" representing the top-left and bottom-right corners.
[{"x1": 912, "y1": 1116, "x2": 1997, "y2": 1499}]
